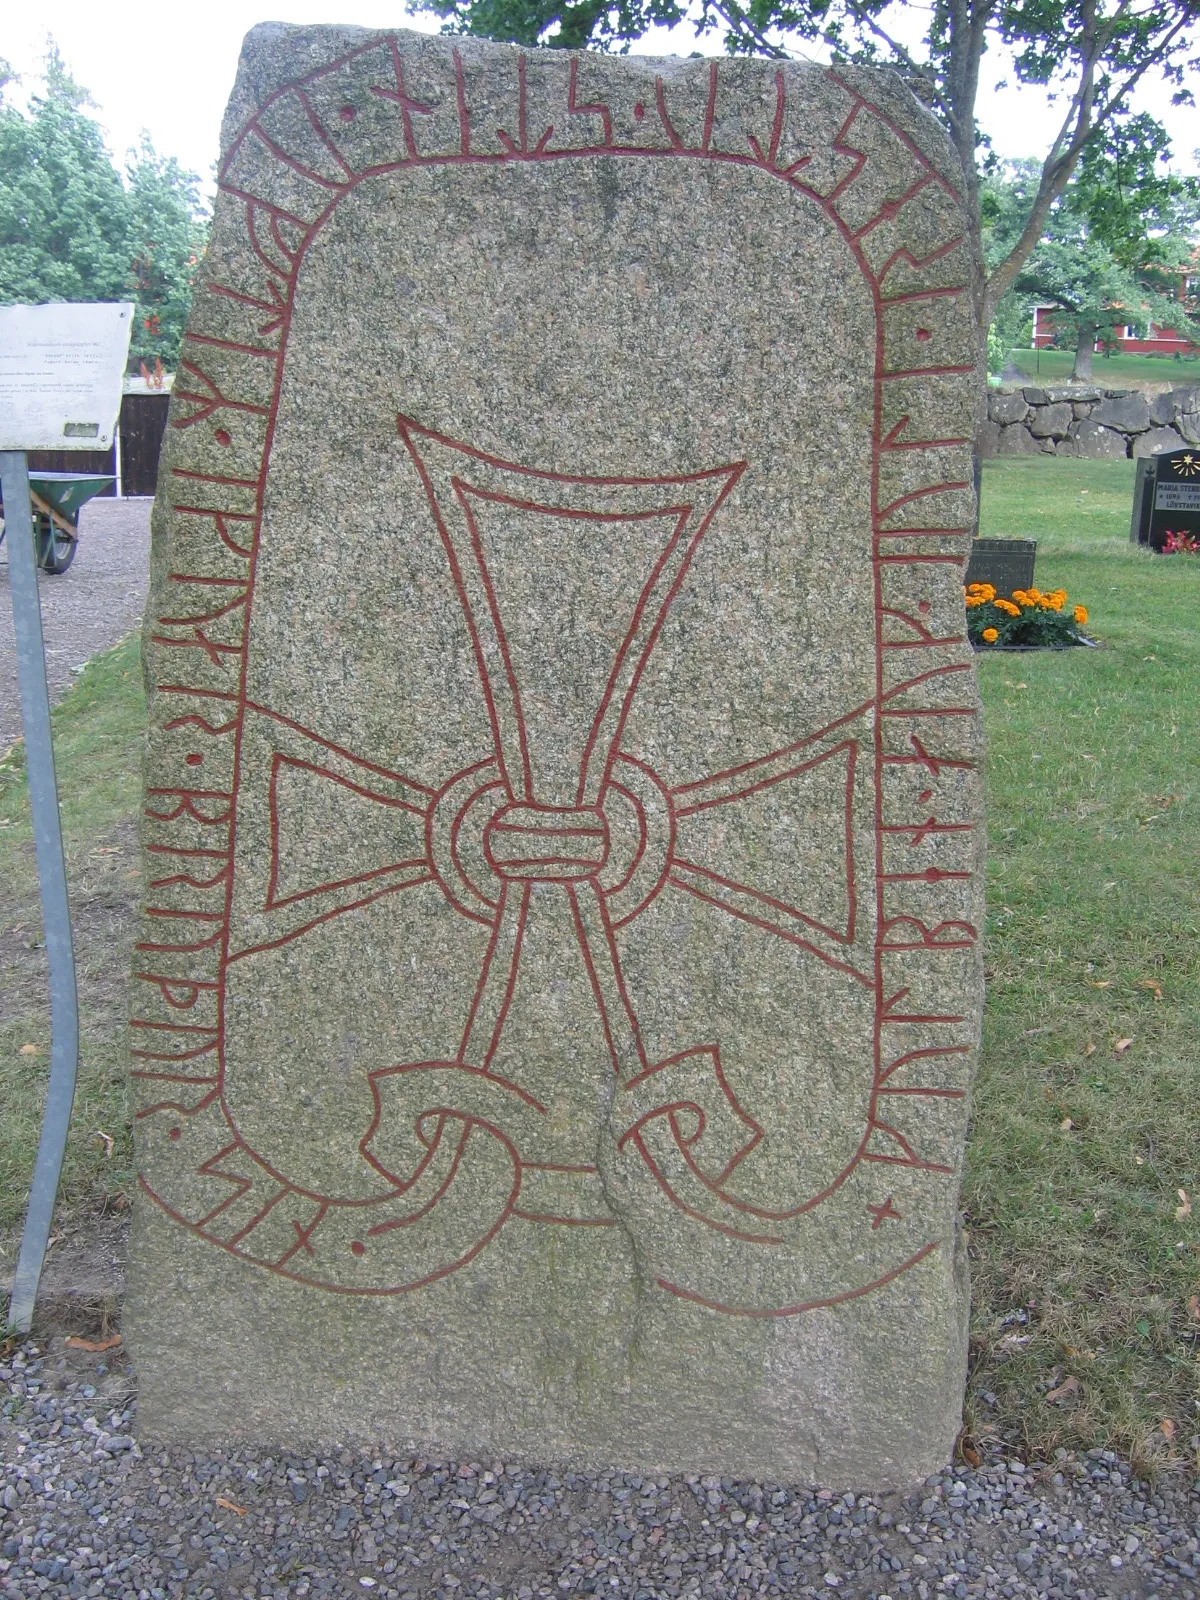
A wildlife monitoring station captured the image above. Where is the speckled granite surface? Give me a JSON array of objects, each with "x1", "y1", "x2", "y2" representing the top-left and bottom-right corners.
[{"x1": 128, "y1": 24, "x2": 985, "y2": 1487}]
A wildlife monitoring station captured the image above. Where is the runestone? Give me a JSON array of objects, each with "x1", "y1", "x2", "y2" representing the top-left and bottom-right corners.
[{"x1": 128, "y1": 22, "x2": 986, "y2": 1487}]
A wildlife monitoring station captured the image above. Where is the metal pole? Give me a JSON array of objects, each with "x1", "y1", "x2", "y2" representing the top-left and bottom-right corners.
[{"x1": 1, "y1": 450, "x2": 79, "y2": 1335}]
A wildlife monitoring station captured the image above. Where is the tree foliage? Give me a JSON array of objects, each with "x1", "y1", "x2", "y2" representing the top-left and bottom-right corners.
[
  {"x1": 0, "y1": 51, "x2": 130, "y2": 307},
  {"x1": 417, "y1": 0, "x2": 1199, "y2": 331},
  {"x1": 983, "y1": 139, "x2": 1200, "y2": 379},
  {"x1": 123, "y1": 140, "x2": 208, "y2": 367},
  {"x1": 0, "y1": 49, "x2": 208, "y2": 369}
]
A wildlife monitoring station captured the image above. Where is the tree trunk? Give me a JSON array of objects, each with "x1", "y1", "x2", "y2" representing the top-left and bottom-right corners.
[{"x1": 1071, "y1": 323, "x2": 1096, "y2": 381}]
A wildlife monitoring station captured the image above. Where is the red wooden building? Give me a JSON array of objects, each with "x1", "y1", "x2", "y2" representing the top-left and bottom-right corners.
[
  {"x1": 1032, "y1": 306, "x2": 1200, "y2": 355},
  {"x1": 1032, "y1": 255, "x2": 1200, "y2": 356}
]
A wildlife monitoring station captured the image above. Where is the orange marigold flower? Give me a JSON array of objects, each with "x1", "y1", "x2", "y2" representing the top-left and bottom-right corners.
[
  {"x1": 1073, "y1": 605, "x2": 1088, "y2": 625},
  {"x1": 1011, "y1": 590, "x2": 1028, "y2": 606},
  {"x1": 995, "y1": 598, "x2": 1020, "y2": 616},
  {"x1": 981, "y1": 627, "x2": 999, "y2": 643}
]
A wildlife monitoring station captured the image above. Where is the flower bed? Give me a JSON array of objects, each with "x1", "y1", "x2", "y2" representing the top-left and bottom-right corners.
[
  {"x1": 964, "y1": 583, "x2": 1092, "y2": 648},
  {"x1": 1163, "y1": 530, "x2": 1199, "y2": 555}
]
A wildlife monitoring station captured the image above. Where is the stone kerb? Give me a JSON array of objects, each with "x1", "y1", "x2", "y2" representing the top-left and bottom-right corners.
[
  {"x1": 980, "y1": 381, "x2": 1200, "y2": 459},
  {"x1": 127, "y1": 24, "x2": 985, "y2": 1487}
]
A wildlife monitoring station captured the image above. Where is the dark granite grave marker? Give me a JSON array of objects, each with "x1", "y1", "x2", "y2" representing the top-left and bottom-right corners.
[
  {"x1": 1130, "y1": 447, "x2": 1200, "y2": 552},
  {"x1": 964, "y1": 538, "x2": 1036, "y2": 599}
]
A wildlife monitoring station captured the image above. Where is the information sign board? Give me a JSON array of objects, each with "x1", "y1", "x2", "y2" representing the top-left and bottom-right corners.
[{"x1": 0, "y1": 302, "x2": 134, "y2": 451}]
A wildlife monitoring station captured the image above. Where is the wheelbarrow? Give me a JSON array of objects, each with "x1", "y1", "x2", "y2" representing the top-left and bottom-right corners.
[{"x1": 0, "y1": 470, "x2": 115, "y2": 574}]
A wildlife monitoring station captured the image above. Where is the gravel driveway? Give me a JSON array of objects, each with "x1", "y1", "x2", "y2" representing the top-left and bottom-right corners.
[
  {"x1": 1, "y1": 1336, "x2": 1198, "y2": 1600},
  {"x1": 0, "y1": 499, "x2": 151, "y2": 754}
]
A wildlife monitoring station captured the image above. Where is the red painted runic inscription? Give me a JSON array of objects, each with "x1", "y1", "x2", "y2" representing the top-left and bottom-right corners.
[
  {"x1": 135, "y1": 37, "x2": 981, "y2": 1315},
  {"x1": 142, "y1": 419, "x2": 960, "y2": 1310}
]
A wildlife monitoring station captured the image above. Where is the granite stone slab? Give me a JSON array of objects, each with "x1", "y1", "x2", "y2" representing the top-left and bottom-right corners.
[{"x1": 127, "y1": 22, "x2": 986, "y2": 1489}]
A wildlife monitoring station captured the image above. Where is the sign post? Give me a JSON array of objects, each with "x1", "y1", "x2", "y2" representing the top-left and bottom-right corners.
[{"x1": 1, "y1": 302, "x2": 133, "y2": 1334}]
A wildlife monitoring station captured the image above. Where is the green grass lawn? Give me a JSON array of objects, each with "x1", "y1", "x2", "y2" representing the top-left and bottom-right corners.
[
  {"x1": 969, "y1": 457, "x2": 1200, "y2": 1470},
  {"x1": 1005, "y1": 346, "x2": 1200, "y2": 388},
  {"x1": 1, "y1": 467, "x2": 1198, "y2": 1471},
  {"x1": 0, "y1": 639, "x2": 144, "y2": 1252}
]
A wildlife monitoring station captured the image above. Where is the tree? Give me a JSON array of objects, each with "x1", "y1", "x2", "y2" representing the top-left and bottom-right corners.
[
  {"x1": 1074, "y1": 114, "x2": 1200, "y2": 351},
  {"x1": 0, "y1": 48, "x2": 131, "y2": 307},
  {"x1": 0, "y1": 48, "x2": 208, "y2": 369},
  {"x1": 416, "y1": 0, "x2": 1199, "y2": 337},
  {"x1": 983, "y1": 134, "x2": 1200, "y2": 381},
  {"x1": 124, "y1": 139, "x2": 208, "y2": 369},
  {"x1": 1018, "y1": 227, "x2": 1191, "y2": 383}
]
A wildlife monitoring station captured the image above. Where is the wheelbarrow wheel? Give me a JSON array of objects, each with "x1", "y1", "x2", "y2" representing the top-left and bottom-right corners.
[{"x1": 36, "y1": 524, "x2": 77, "y2": 575}]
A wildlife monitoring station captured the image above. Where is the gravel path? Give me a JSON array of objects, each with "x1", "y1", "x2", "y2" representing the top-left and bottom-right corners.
[
  {"x1": 0, "y1": 499, "x2": 152, "y2": 754},
  {"x1": 1, "y1": 1338, "x2": 1197, "y2": 1600}
]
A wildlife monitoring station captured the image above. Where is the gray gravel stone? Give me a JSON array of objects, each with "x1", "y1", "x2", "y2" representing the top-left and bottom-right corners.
[
  {"x1": 1090, "y1": 393, "x2": 1152, "y2": 434},
  {"x1": 997, "y1": 423, "x2": 1041, "y2": 455},
  {"x1": 1133, "y1": 426, "x2": 1187, "y2": 458},
  {"x1": 1162, "y1": 386, "x2": 1200, "y2": 432},
  {"x1": 977, "y1": 419, "x2": 1003, "y2": 457},
  {"x1": 1028, "y1": 403, "x2": 1073, "y2": 439},
  {"x1": 1174, "y1": 397, "x2": 1200, "y2": 446},
  {"x1": 1067, "y1": 420, "x2": 1130, "y2": 459},
  {"x1": 988, "y1": 392, "x2": 1029, "y2": 426},
  {"x1": 1041, "y1": 385, "x2": 1103, "y2": 403},
  {"x1": 2, "y1": 1338, "x2": 1198, "y2": 1600}
]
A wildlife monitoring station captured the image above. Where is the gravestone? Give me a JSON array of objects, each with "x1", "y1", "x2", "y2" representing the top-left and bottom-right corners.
[
  {"x1": 963, "y1": 538, "x2": 1037, "y2": 599},
  {"x1": 128, "y1": 23, "x2": 985, "y2": 1488},
  {"x1": 1130, "y1": 446, "x2": 1200, "y2": 551}
]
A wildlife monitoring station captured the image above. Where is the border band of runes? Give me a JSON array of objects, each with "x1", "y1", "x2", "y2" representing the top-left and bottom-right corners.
[{"x1": 132, "y1": 35, "x2": 983, "y2": 1314}]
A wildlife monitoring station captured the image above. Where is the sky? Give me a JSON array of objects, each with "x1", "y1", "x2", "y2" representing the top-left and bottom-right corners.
[{"x1": 6, "y1": 0, "x2": 1199, "y2": 194}]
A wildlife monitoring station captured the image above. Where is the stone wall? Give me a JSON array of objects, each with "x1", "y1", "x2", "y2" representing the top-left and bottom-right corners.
[{"x1": 980, "y1": 383, "x2": 1200, "y2": 459}]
